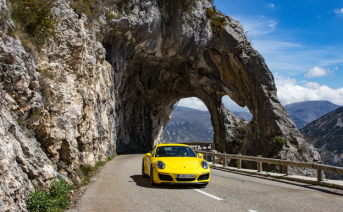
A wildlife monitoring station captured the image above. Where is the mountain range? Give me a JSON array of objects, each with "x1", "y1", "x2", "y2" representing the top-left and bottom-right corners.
[
  {"x1": 300, "y1": 106, "x2": 343, "y2": 179},
  {"x1": 285, "y1": 101, "x2": 341, "y2": 129},
  {"x1": 164, "y1": 101, "x2": 343, "y2": 179}
]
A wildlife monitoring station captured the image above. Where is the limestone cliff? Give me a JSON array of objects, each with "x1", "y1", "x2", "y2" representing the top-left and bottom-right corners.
[
  {"x1": 1, "y1": 0, "x2": 115, "y2": 210},
  {"x1": 0, "y1": 0, "x2": 320, "y2": 210}
]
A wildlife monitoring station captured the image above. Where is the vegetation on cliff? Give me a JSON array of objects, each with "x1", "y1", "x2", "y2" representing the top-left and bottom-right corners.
[
  {"x1": 26, "y1": 178, "x2": 71, "y2": 212},
  {"x1": 7, "y1": 0, "x2": 56, "y2": 51}
]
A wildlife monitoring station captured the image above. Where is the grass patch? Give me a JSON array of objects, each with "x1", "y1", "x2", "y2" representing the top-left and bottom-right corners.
[
  {"x1": 26, "y1": 178, "x2": 71, "y2": 212},
  {"x1": 75, "y1": 155, "x2": 116, "y2": 188}
]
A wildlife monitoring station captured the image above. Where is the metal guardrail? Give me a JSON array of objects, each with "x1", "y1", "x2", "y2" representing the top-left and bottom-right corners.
[{"x1": 194, "y1": 150, "x2": 343, "y2": 181}]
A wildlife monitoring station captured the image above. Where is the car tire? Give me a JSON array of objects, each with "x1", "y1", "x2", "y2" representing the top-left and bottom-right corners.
[
  {"x1": 142, "y1": 160, "x2": 148, "y2": 178},
  {"x1": 150, "y1": 165, "x2": 156, "y2": 185}
]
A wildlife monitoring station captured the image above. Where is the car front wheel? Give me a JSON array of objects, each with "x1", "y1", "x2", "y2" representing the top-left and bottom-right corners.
[
  {"x1": 142, "y1": 160, "x2": 148, "y2": 178},
  {"x1": 150, "y1": 165, "x2": 156, "y2": 185}
]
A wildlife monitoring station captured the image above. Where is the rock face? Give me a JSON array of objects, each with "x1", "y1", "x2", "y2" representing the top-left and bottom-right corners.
[
  {"x1": 301, "y1": 106, "x2": 343, "y2": 179},
  {"x1": 0, "y1": 0, "x2": 321, "y2": 210},
  {"x1": 105, "y1": 0, "x2": 319, "y2": 167},
  {"x1": 1, "y1": 0, "x2": 115, "y2": 210}
]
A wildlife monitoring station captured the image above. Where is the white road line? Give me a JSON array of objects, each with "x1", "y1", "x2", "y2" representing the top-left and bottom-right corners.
[{"x1": 190, "y1": 187, "x2": 223, "y2": 200}]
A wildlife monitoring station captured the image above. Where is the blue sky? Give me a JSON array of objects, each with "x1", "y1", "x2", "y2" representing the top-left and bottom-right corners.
[{"x1": 178, "y1": 0, "x2": 343, "y2": 112}]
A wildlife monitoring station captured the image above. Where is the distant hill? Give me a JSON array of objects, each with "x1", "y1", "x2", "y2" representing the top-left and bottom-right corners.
[
  {"x1": 288, "y1": 114, "x2": 308, "y2": 129},
  {"x1": 163, "y1": 107, "x2": 213, "y2": 143},
  {"x1": 285, "y1": 101, "x2": 341, "y2": 129},
  {"x1": 300, "y1": 106, "x2": 343, "y2": 179}
]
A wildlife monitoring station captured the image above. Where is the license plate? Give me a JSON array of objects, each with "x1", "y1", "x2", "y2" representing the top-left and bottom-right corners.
[{"x1": 177, "y1": 174, "x2": 195, "y2": 179}]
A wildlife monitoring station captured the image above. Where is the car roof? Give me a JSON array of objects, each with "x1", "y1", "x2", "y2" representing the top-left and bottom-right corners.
[{"x1": 156, "y1": 143, "x2": 190, "y2": 147}]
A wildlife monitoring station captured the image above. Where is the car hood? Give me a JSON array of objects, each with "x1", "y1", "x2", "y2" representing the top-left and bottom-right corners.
[{"x1": 157, "y1": 157, "x2": 201, "y2": 170}]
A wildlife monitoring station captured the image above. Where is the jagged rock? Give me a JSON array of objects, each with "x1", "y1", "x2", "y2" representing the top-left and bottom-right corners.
[
  {"x1": 0, "y1": 0, "x2": 321, "y2": 210},
  {"x1": 0, "y1": 107, "x2": 56, "y2": 211},
  {"x1": 105, "y1": 0, "x2": 320, "y2": 173}
]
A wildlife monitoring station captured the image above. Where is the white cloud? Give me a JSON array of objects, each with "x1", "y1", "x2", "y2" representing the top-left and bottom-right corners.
[
  {"x1": 222, "y1": 96, "x2": 249, "y2": 112},
  {"x1": 305, "y1": 66, "x2": 334, "y2": 78},
  {"x1": 275, "y1": 74, "x2": 343, "y2": 106},
  {"x1": 177, "y1": 97, "x2": 208, "y2": 111},
  {"x1": 334, "y1": 8, "x2": 343, "y2": 14},
  {"x1": 267, "y1": 3, "x2": 275, "y2": 9},
  {"x1": 234, "y1": 16, "x2": 277, "y2": 36},
  {"x1": 177, "y1": 97, "x2": 249, "y2": 112},
  {"x1": 304, "y1": 82, "x2": 320, "y2": 89}
]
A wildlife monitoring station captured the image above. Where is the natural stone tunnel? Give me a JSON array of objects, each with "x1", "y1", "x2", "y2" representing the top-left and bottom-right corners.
[{"x1": 104, "y1": 0, "x2": 319, "y2": 162}]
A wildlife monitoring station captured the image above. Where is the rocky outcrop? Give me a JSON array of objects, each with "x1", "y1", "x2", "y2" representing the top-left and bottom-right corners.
[
  {"x1": 0, "y1": 0, "x2": 321, "y2": 210},
  {"x1": 1, "y1": 0, "x2": 115, "y2": 210},
  {"x1": 105, "y1": 0, "x2": 320, "y2": 170},
  {"x1": 301, "y1": 106, "x2": 343, "y2": 179}
]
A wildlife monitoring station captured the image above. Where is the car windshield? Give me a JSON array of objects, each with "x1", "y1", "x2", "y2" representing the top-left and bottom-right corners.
[{"x1": 155, "y1": 146, "x2": 197, "y2": 157}]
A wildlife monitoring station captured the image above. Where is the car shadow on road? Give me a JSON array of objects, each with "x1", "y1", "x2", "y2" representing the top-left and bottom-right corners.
[{"x1": 130, "y1": 175, "x2": 205, "y2": 190}]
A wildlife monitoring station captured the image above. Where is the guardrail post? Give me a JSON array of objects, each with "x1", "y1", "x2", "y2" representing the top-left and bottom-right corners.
[
  {"x1": 257, "y1": 155, "x2": 262, "y2": 172},
  {"x1": 317, "y1": 161, "x2": 324, "y2": 181},
  {"x1": 237, "y1": 153, "x2": 242, "y2": 169},
  {"x1": 283, "y1": 158, "x2": 289, "y2": 176},
  {"x1": 223, "y1": 157, "x2": 228, "y2": 168}
]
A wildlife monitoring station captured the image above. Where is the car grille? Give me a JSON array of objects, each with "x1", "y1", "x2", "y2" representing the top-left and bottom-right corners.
[
  {"x1": 176, "y1": 178, "x2": 196, "y2": 181},
  {"x1": 158, "y1": 174, "x2": 173, "y2": 181},
  {"x1": 197, "y1": 174, "x2": 210, "y2": 181}
]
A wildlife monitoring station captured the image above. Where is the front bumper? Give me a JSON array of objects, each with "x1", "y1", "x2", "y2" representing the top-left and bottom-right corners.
[
  {"x1": 160, "y1": 182, "x2": 208, "y2": 186},
  {"x1": 153, "y1": 169, "x2": 210, "y2": 184}
]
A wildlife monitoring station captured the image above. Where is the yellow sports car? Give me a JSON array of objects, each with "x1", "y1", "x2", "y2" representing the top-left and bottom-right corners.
[{"x1": 142, "y1": 144, "x2": 210, "y2": 186}]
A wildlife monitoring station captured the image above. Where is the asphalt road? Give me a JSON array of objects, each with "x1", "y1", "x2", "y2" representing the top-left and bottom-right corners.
[{"x1": 72, "y1": 154, "x2": 343, "y2": 212}]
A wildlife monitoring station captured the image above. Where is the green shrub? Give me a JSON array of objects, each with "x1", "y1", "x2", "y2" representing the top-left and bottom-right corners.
[
  {"x1": 49, "y1": 180, "x2": 72, "y2": 208},
  {"x1": 80, "y1": 165, "x2": 95, "y2": 177},
  {"x1": 8, "y1": 0, "x2": 57, "y2": 51},
  {"x1": 106, "y1": 12, "x2": 120, "y2": 21},
  {"x1": 274, "y1": 135, "x2": 286, "y2": 146},
  {"x1": 237, "y1": 126, "x2": 247, "y2": 134},
  {"x1": 26, "y1": 178, "x2": 71, "y2": 212},
  {"x1": 206, "y1": 6, "x2": 226, "y2": 32},
  {"x1": 26, "y1": 190, "x2": 54, "y2": 212}
]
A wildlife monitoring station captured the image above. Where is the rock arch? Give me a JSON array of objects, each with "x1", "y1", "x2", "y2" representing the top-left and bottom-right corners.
[{"x1": 104, "y1": 0, "x2": 319, "y2": 163}]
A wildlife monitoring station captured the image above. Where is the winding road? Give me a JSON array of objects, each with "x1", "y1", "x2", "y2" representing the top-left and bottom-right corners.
[{"x1": 70, "y1": 154, "x2": 343, "y2": 212}]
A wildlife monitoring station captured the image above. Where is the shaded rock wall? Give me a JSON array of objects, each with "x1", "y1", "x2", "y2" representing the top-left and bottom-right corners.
[{"x1": 105, "y1": 0, "x2": 320, "y2": 174}]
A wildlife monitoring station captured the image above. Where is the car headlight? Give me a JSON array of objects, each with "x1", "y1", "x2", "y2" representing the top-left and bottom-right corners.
[
  {"x1": 156, "y1": 161, "x2": 165, "y2": 169},
  {"x1": 201, "y1": 161, "x2": 208, "y2": 169}
]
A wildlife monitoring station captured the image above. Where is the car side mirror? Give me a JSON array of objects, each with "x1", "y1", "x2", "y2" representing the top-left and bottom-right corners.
[
  {"x1": 146, "y1": 153, "x2": 151, "y2": 157},
  {"x1": 198, "y1": 153, "x2": 203, "y2": 158}
]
